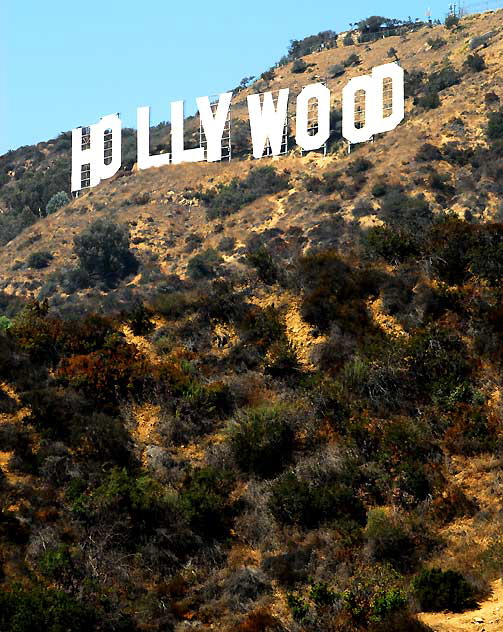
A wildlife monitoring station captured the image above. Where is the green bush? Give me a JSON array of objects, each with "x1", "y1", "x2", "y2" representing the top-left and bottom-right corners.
[
  {"x1": 365, "y1": 509, "x2": 416, "y2": 571},
  {"x1": 181, "y1": 466, "x2": 236, "y2": 539},
  {"x1": 260, "y1": 68, "x2": 275, "y2": 82},
  {"x1": 269, "y1": 471, "x2": 366, "y2": 528},
  {"x1": 340, "y1": 566, "x2": 408, "y2": 626},
  {"x1": 343, "y1": 53, "x2": 361, "y2": 67},
  {"x1": 464, "y1": 53, "x2": 486, "y2": 72},
  {"x1": 265, "y1": 338, "x2": 300, "y2": 378},
  {"x1": 73, "y1": 219, "x2": 138, "y2": 287},
  {"x1": 292, "y1": 59, "x2": 308, "y2": 73},
  {"x1": 45, "y1": 190, "x2": 70, "y2": 214},
  {"x1": 246, "y1": 246, "x2": 279, "y2": 285},
  {"x1": 444, "y1": 14, "x2": 459, "y2": 29},
  {"x1": 413, "y1": 568, "x2": 476, "y2": 612},
  {"x1": 228, "y1": 405, "x2": 295, "y2": 477},
  {"x1": 330, "y1": 63, "x2": 345, "y2": 77},
  {"x1": 343, "y1": 33, "x2": 354, "y2": 46},
  {"x1": 283, "y1": 30, "x2": 338, "y2": 61},
  {"x1": 407, "y1": 326, "x2": 470, "y2": 402},
  {"x1": 200, "y1": 166, "x2": 289, "y2": 220},
  {"x1": 0, "y1": 583, "x2": 97, "y2": 632},
  {"x1": 487, "y1": 107, "x2": 503, "y2": 147},
  {"x1": 380, "y1": 191, "x2": 432, "y2": 233},
  {"x1": 427, "y1": 36, "x2": 446, "y2": 50},
  {"x1": 27, "y1": 250, "x2": 53, "y2": 269},
  {"x1": 363, "y1": 225, "x2": 419, "y2": 263},
  {"x1": 417, "y1": 90, "x2": 440, "y2": 110},
  {"x1": 187, "y1": 248, "x2": 222, "y2": 280}
]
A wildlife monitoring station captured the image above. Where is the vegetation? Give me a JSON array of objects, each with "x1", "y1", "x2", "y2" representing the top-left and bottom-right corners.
[
  {"x1": 46, "y1": 190, "x2": 70, "y2": 214},
  {"x1": 73, "y1": 219, "x2": 138, "y2": 287},
  {"x1": 1, "y1": 12, "x2": 503, "y2": 632},
  {"x1": 196, "y1": 166, "x2": 290, "y2": 220}
]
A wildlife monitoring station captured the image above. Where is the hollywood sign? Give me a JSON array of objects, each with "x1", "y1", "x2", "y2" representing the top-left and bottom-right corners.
[{"x1": 71, "y1": 62, "x2": 404, "y2": 193}]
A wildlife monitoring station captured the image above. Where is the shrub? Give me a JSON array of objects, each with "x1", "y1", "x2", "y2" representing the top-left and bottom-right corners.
[
  {"x1": 187, "y1": 248, "x2": 222, "y2": 280},
  {"x1": 470, "y1": 224, "x2": 503, "y2": 285},
  {"x1": 485, "y1": 91, "x2": 500, "y2": 107},
  {"x1": 343, "y1": 53, "x2": 361, "y2": 67},
  {"x1": 444, "y1": 14, "x2": 459, "y2": 29},
  {"x1": 347, "y1": 157, "x2": 372, "y2": 175},
  {"x1": 413, "y1": 568, "x2": 476, "y2": 612},
  {"x1": 427, "y1": 65, "x2": 461, "y2": 93},
  {"x1": 260, "y1": 68, "x2": 275, "y2": 82},
  {"x1": 371, "y1": 181, "x2": 388, "y2": 197},
  {"x1": 299, "y1": 252, "x2": 374, "y2": 332},
  {"x1": 415, "y1": 143, "x2": 442, "y2": 162},
  {"x1": 200, "y1": 166, "x2": 289, "y2": 220},
  {"x1": 268, "y1": 471, "x2": 366, "y2": 528},
  {"x1": 181, "y1": 466, "x2": 236, "y2": 539},
  {"x1": 340, "y1": 566, "x2": 409, "y2": 626},
  {"x1": 487, "y1": 107, "x2": 503, "y2": 146},
  {"x1": 27, "y1": 250, "x2": 53, "y2": 269},
  {"x1": 427, "y1": 36, "x2": 446, "y2": 50},
  {"x1": 380, "y1": 191, "x2": 432, "y2": 233},
  {"x1": 387, "y1": 47, "x2": 397, "y2": 58},
  {"x1": 283, "y1": 31, "x2": 338, "y2": 61},
  {"x1": 55, "y1": 341, "x2": 146, "y2": 404},
  {"x1": 365, "y1": 509, "x2": 416, "y2": 571},
  {"x1": 363, "y1": 225, "x2": 419, "y2": 263},
  {"x1": 407, "y1": 326, "x2": 470, "y2": 402},
  {"x1": 265, "y1": 338, "x2": 300, "y2": 378},
  {"x1": 292, "y1": 59, "x2": 308, "y2": 73},
  {"x1": 228, "y1": 405, "x2": 295, "y2": 477},
  {"x1": 240, "y1": 304, "x2": 286, "y2": 350},
  {"x1": 124, "y1": 300, "x2": 155, "y2": 335},
  {"x1": 286, "y1": 593, "x2": 310, "y2": 622},
  {"x1": 231, "y1": 119, "x2": 253, "y2": 157},
  {"x1": 329, "y1": 63, "x2": 345, "y2": 77},
  {"x1": 246, "y1": 246, "x2": 279, "y2": 285},
  {"x1": 218, "y1": 235, "x2": 235, "y2": 252},
  {"x1": 0, "y1": 584, "x2": 98, "y2": 632},
  {"x1": 303, "y1": 171, "x2": 342, "y2": 194},
  {"x1": 45, "y1": 190, "x2": 70, "y2": 214},
  {"x1": 73, "y1": 219, "x2": 138, "y2": 287},
  {"x1": 417, "y1": 90, "x2": 440, "y2": 110},
  {"x1": 464, "y1": 53, "x2": 486, "y2": 72}
]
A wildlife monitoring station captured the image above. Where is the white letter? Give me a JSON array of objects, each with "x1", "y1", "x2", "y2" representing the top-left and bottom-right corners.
[
  {"x1": 137, "y1": 106, "x2": 171, "y2": 170},
  {"x1": 197, "y1": 92, "x2": 232, "y2": 162},
  {"x1": 342, "y1": 75, "x2": 376, "y2": 144},
  {"x1": 98, "y1": 114, "x2": 122, "y2": 180},
  {"x1": 247, "y1": 88, "x2": 289, "y2": 159},
  {"x1": 171, "y1": 100, "x2": 204, "y2": 165},
  {"x1": 295, "y1": 83, "x2": 330, "y2": 151},
  {"x1": 342, "y1": 62, "x2": 404, "y2": 145},
  {"x1": 71, "y1": 113, "x2": 122, "y2": 193},
  {"x1": 372, "y1": 62, "x2": 404, "y2": 134}
]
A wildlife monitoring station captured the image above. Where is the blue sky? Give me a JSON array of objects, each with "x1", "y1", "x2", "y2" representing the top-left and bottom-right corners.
[{"x1": 2, "y1": 0, "x2": 454, "y2": 154}]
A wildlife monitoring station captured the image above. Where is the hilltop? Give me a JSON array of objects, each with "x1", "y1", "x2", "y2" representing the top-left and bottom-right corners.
[
  {"x1": 0, "y1": 10, "x2": 501, "y2": 306},
  {"x1": 1, "y1": 9, "x2": 503, "y2": 632}
]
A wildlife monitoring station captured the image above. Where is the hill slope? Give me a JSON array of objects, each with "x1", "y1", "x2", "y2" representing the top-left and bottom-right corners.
[{"x1": 1, "y1": 10, "x2": 503, "y2": 632}]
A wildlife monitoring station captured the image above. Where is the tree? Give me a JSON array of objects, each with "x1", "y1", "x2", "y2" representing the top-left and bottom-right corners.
[
  {"x1": 46, "y1": 191, "x2": 70, "y2": 214},
  {"x1": 73, "y1": 219, "x2": 138, "y2": 287}
]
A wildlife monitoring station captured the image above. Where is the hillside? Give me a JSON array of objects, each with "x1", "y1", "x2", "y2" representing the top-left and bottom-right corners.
[{"x1": 1, "y1": 9, "x2": 503, "y2": 632}]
